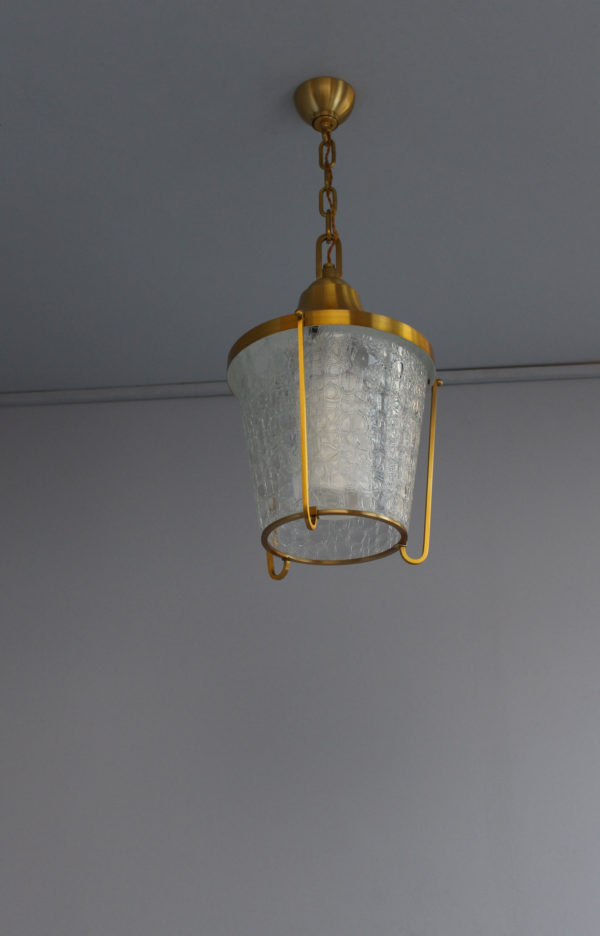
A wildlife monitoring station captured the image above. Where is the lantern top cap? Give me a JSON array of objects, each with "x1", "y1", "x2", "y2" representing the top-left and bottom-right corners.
[
  {"x1": 227, "y1": 307, "x2": 435, "y2": 371},
  {"x1": 297, "y1": 273, "x2": 364, "y2": 314}
]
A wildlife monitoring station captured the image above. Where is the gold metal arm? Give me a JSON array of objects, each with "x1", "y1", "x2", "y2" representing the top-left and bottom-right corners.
[
  {"x1": 296, "y1": 311, "x2": 318, "y2": 530},
  {"x1": 267, "y1": 551, "x2": 290, "y2": 580},
  {"x1": 399, "y1": 379, "x2": 443, "y2": 565}
]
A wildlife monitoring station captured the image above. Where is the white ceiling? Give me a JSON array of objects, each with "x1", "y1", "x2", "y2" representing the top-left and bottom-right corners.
[{"x1": 2, "y1": 0, "x2": 600, "y2": 393}]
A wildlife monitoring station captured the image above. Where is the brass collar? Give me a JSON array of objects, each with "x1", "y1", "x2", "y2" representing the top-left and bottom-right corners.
[{"x1": 227, "y1": 308, "x2": 435, "y2": 369}]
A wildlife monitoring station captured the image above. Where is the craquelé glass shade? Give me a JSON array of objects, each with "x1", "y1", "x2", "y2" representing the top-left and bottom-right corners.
[{"x1": 228, "y1": 318, "x2": 435, "y2": 564}]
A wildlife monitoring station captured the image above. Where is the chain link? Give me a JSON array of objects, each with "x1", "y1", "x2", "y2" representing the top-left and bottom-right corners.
[{"x1": 317, "y1": 131, "x2": 339, "y2": 268}]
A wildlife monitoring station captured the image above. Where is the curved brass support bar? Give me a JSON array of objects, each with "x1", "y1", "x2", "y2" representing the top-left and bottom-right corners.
[
  {"x1": 267, "y1": 551, "x2": 291, "y2": 580},
  {"x1": 296, "y1": 312, "x2": 319, "y2": 530},
  {"x1": 400, "y1": 379, "x2": 443, "y2": 566}
]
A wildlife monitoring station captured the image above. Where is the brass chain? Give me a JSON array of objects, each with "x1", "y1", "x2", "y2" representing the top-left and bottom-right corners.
[{"x1": 318, "y1": 131, "x2": 339, "y2": 266}]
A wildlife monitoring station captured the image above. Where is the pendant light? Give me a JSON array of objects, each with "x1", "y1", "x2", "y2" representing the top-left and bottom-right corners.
[{"x1": 227, "y1": 77, "x2": 442, "y2": 580}]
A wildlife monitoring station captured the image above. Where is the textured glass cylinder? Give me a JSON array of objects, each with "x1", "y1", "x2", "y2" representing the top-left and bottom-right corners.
[{"x1": 228, "y1": 323, "x2": 435, "y2": 563}]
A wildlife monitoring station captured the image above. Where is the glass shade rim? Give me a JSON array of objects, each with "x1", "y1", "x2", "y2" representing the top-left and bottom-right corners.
[
  {"x1": 227, "y1": 310, "x2": 435, "y2": 371},
  {"x1": 262, "y1": 509, "x2": 408, "y2": 565}
]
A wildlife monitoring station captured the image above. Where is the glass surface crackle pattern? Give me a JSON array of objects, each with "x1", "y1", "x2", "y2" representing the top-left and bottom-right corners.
[{"x1": 228, "y1": 324, "x2": 434, "y2": 561}]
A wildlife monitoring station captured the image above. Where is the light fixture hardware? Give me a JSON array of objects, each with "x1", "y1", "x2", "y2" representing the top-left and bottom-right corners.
[
  {"x1": 399, "y1": 378, "x2": 443, "y2": 565},
  {"x1": 296, "y1": 311, "x2": 319, "y2": 532},
  {"x1": 228, "y1": 77, "x2": 442, "y2": 579}
]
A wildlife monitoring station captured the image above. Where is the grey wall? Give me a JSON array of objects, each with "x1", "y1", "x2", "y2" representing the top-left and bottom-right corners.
[{"x1": 1, "y1": 380, "x2": 599, "y2": 936}]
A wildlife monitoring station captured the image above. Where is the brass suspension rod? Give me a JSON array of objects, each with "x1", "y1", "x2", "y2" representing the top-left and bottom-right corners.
[
  {"x1": 399, "y1": 379, "x2": 443, "y2": 565},
  {"x1": 296, "y1": 311, "x2": 318, "y2": 531}
]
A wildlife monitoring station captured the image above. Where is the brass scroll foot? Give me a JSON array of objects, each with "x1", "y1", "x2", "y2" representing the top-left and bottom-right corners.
[{"x1": 267, "y1": 551, "x2": 290, "y2": 581}]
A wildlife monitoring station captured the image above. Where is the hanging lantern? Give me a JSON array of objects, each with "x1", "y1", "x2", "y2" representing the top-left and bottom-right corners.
[{"x1": 228, "y1": 77, "x2": 442, "y2": 580}]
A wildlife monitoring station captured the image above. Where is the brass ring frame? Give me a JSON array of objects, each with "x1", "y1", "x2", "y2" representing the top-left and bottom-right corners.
[{"x1": 262, "y1": 509, "x2": 408, "y2": 566}]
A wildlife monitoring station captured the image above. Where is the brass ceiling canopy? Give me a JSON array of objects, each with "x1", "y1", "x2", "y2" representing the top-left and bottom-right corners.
[
  {"x1": 227, "y1": 77, "x2": 442, "y2": 581},
  {"x1": 294, "y1": 76, "x2": 355, "y2": 132}
]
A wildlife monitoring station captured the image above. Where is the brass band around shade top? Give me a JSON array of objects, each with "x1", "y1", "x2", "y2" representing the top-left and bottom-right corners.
[{"x1": 227, "y1": 309, "x2": 435, "y2": 369}]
